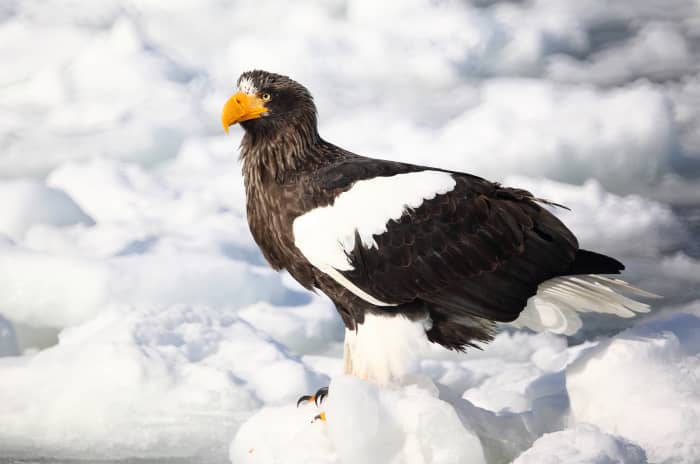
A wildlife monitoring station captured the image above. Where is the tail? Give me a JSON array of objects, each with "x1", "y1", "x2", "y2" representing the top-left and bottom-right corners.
[{"x1": 511, "y1": 249, "x2": 660, "y2": 335}]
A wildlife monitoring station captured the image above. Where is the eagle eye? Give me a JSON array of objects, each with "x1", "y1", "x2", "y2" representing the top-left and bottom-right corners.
[{"x1": 261, "y1": 92, "x2": 271, "y2": 102}]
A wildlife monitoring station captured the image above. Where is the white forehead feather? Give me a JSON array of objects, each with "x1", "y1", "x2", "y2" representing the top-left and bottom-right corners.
[{"x1": 238, "y1": 76, "x2": 258, "y2": 95}]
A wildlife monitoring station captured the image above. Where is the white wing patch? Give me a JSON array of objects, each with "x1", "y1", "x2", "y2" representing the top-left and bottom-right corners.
[
  {"x1": 238, "y1": 76, "x2": 257, "y2": 94},
  {"x1": 325, "y1": 268, "x2": 392, "y2": 307},
  {"x1": 293, "y1": 170, "x2": 456, "y2": 306},
  {"x1": 511, "y1": 275, "x2": 659, "y2": 335}
]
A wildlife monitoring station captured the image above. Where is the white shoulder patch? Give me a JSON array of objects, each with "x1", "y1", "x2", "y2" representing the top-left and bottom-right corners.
[
  {"x1": 238, "y1": 76, "x2": 257, "y2": 94},
  {"x1": 293, "y1": 170, "x2": 456, "y2": 306}
]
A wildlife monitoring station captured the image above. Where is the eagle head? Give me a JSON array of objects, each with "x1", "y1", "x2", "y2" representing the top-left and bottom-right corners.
[{"x1": 221, "y1": 70, "x2": 317, "y2": 136}]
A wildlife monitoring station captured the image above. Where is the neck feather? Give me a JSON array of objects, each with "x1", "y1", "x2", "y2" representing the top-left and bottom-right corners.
[{"x1": 241, "y1": 118, "x2": 326, "y2": 186}]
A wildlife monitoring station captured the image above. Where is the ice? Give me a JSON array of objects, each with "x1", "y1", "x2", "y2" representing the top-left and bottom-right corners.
[
  {"x1": 229, "y1": 404, "x2": 338, "y2": 464},
  {"x1": 231, "y1": 376, "x2": 487, "y2": 464},
  {"x1": 0, "y1": 244, "x2": 111, "y2": 328},
  {"x1": 0, "y1": 304, "x2": 324, "y2": 461},
  {"x1": 47, "y1": 158, "x2": 176, "y2": 224},
  {"x1": 396, "y1": 80, "x2": 676, "y2": 193},
  {"x1": 0, "y1": 180, "x2": 94, "y2": 241},
  {"x1": 0, "y1": 15, "x2": 202, "y2": 177},
  {"x1": 1, "y1": 0, "x2": 700, "y2": 461},
  {"x1": 0, "y1": 157, "x2": 308, "y2": 329},
  {"x1": 417, "y1": 330, "x2": 572, "y2": 416},
  {"x1": 229, "y1": 311, "x2": 700, "y2": 464},
  {"x1": 567, "y1": 312, "x2": 700, "y2": 463},
  {"x1": 230, "y1": 330, "x2": 588, "y2": 464},
  {"x1": 549, "y1": 22, "x2": 693, "y2": 86},
  {"x1": 0, "y1": 241, "x2": 304, "y2": 329},
  {"x1": 512, "y1": 424, "x2": 647, "y2": 464},
  {"x1": 0, "y1": 315, "x2": 19, "y2": 357},
  {"x1": 237, "y1": 297, "x2": 344, "y2": 355},
  {"x1": 1, "y1": 0, "x2": 698, "y2": 189}
]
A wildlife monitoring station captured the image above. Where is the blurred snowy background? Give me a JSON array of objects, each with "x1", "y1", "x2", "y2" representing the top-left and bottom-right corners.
[{"x1": 1, "y1": 0, "x2": 699, "y2": 463}]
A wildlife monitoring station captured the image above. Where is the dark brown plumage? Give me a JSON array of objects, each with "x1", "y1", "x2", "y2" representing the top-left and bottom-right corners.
[{"x1": 223, "y1": 70, "x2": 626, "y2": 357}]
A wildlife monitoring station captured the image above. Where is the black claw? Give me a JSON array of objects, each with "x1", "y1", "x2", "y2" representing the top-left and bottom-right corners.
[
  {"x1": 296, "y1": 395, "x2": 313, "y2": 408},
  {"x1": 314, "y1": 387, "x2": 329, "y2": 406}
]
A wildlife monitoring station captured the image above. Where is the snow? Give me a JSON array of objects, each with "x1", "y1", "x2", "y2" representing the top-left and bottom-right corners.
[
  {"x1": 0, "y1": 0, "x2": 699, "y2": 462},
  {"x1": 231, "y1": 376, "x2": 487, "y2": 464},
  {"x1": 0, "y1": 180, "x2": 94, "y2": 241},
  {"x1": 431, "y1": 80, "x2": 676, "y2": 192},
  {"x1": 0, "y1": 315, "x2": 19, "y2": 357},
  {"x1": 0, "y1": 304, "x2": 324, "y2": 461},
  {"x1": 0, "y1": 242, "x2": 304, "y2": 328},
  {"x1": 512, "y1": 424, "x2": 647, "y2": 464},
  {"x1": 567, "y1": 312, "x2": 700, "y2": 463}
]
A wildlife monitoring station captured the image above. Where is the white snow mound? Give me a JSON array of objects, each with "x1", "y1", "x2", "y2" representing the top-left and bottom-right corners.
[
  {"x1": 512, "y1": 424, "x2": 647, "y2": 464},
  {"x1": 230, "y1": 376, "x2": 487, "y2": 464},
  {"x1": 0, "y1": 304, "x2": 324, "y2": 461},
  {"x1": 567, "y1": 312, "x2": 700, "y2": 463},
  {"x1": 0, "y1": 180, "x2": 94, "y2": 241}
]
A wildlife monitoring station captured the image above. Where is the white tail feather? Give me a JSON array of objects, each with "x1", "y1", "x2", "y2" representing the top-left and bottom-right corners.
[{"x1": 511, "y1": 275, "x2": 660, "y2": 336}]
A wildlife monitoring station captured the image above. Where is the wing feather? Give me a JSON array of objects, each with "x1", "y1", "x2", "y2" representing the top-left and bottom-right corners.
[{"x1": 337, "y1": 172, "x2": 579, "y2": 322}]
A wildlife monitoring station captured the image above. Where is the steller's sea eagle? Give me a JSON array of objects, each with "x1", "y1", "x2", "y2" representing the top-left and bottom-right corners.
[{"x1": 221, "y1": 70, "x2": 657, "y2": 418}]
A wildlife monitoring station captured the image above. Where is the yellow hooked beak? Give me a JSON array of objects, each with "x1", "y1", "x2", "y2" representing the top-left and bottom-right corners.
[{"x1": 221, "y1": 92, "x2": 269, "y2": 134}]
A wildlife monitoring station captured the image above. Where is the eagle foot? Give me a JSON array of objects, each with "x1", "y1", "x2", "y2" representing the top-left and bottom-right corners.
[{"x1": 296, "y1": 386, "x2": 329, "y2": 408}]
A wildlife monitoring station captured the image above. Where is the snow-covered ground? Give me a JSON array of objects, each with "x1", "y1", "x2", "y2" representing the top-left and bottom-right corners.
[{"x1": 1, "y1": 1, "x2": 699, "y2": 463}]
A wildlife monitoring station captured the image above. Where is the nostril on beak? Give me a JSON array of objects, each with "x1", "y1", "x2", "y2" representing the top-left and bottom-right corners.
[{"x1": 235, "y1": 97, "x2": 242, "y2": 105}]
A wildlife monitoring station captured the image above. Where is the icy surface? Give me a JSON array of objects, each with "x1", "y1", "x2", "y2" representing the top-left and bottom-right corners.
[
  {"x1": 512, "y1": 424, "x2": 647, "y2": 464},
  {"x1": 0, "y1": 180, "x2": 94, "y2": 241},
  {"x1": 0, "y1": 315, "x2": 19, "y2": 357},
  {"x1": 0, "y1": 304, "x2": 325, "y2": 461},
  {"x1": 0, "y1": 0, "x2": 699, "y2": 462},
  {"x1": 567, "y1": 312, "x2": 700, "y2": 463},
  {"x1": 231, "y1": 376, "x2": 487, "y2": 464}
]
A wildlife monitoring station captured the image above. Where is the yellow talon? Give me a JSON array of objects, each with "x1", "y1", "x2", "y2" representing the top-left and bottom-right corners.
[{"x1": 314, "y1": 411, "x2": 326, "y2": 422}]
